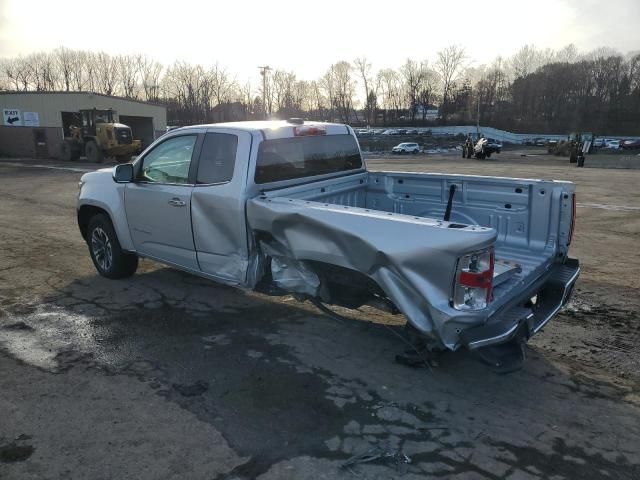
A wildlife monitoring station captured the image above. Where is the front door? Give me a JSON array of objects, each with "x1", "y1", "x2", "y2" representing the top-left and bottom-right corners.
[{"x1": 125, "y1": 133, "x2": 200, "y2": 270}]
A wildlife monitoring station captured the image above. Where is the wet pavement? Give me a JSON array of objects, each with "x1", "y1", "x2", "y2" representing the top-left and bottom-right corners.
[{"x1": 1, "y1": 158, "x2": 639, "y2": 479}]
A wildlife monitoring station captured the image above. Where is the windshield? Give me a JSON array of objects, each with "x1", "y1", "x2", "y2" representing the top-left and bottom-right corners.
[
  {"x1": 94, "y1": 110, "x2": 115, "y2": 123},
  {"x1": 255, "y1": 134, "x2": 362, "y2": 184}
]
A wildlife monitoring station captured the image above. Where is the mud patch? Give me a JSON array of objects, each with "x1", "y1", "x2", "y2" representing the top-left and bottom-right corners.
[
  {"x1": 0, "y1": 436, "x2": 34, "y2": 463},
  {"x1": 173, "y1": 380, "x2": 209, "y2": 397},
  {"x1": 537, "y1": 288, "x2": 640, "y2": 380},
  {"x1": 2, "y1": 321, "x2": 33, "y2": 331}
]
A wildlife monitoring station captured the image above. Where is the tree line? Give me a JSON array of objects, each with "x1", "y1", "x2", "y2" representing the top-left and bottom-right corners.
[{"x1": 1, "y1": 45, "x2": 639, "y2": 134}]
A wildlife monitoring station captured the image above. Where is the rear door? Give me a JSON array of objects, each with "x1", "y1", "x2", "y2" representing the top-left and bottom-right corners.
[{"x1": 125, "y1": 133, "x2": 201, "y2": 270}]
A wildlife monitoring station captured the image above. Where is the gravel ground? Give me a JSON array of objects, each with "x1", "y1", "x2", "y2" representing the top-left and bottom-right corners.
[{"x1": 0, "y1": 153, "x2": 639, "y2": 480}]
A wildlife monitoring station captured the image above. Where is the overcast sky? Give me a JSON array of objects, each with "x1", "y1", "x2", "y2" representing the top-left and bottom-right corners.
[{"x1": 1, "y1": 0, "x2": 638, "y2": 84}]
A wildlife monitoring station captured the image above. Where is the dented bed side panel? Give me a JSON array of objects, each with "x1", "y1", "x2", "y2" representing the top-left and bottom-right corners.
[{"x1": 247, "y1": 196, "x2": 497, "y2": 347}]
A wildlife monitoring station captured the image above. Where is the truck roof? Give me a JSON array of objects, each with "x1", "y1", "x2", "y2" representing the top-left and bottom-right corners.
[{"x1": 177, "y1": 120, "x2": 351, "y2": 139}]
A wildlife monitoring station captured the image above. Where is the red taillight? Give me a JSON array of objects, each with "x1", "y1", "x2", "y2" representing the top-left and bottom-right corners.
[
  {"x1": 453, "y1": 248, "x2": 495, "y2": 310},
  {"x1": 293, "y1": 125, "x2": 326, "y2": 136},
  {"x1": 568, "y1": 194, "x2": 576, "y2": 246},
  {"x1": 459, "y1": 250, "x2": 495, "y2": 302},
  {"x1": 459, "y1": 266, "x2": 493, "y2": 289}
]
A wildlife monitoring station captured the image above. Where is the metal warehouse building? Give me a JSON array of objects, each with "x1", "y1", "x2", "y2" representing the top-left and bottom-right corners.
[{"x1": 0, "y1": 92, "x2": 167, "y2": 159}]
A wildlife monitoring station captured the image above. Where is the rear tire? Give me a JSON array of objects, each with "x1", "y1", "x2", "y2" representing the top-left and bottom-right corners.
[
  {"x1": 87, "y1": 214, "x2": 138, "y2": 279},
  {"x1": 61, "y1": 141, "x2": 72, "y2": 161},
  {"x1": 86, "y1": 141, "x2": 104, "y2": 163}
]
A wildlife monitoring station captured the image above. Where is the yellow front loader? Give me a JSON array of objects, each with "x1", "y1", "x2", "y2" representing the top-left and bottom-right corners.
[{"x1": 61, "y1": 109, "x2": 142, "y2": 163}]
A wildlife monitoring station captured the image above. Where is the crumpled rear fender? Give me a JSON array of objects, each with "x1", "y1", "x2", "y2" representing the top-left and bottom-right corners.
[{"x1": 247, "y1": 197, "x2": 497, "y2": 346}]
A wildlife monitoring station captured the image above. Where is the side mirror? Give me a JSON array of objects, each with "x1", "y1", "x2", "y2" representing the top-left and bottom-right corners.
[{"x1": 113, "y1": 163, "x2": 134, "y2": 183}]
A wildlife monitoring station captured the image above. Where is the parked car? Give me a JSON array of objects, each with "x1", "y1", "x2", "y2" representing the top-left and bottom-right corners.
[
  {"x1": 77, "y1": 119, "x2": 579, "y2": 371},
  {"x1": 606, "y1": 139, "x2": 622, "y2": 149},
  {"x1": 381, "y1": 129, "x2": 399, "y2": 135},
  {"x1": 392, "y1": 142, "x2": 420, "y2": 154},
  {"x1": 535, "y1": 138, "x2": 547, "y2": 146},
  {"x1": 485, "y1": 138, "x2": 503, "y2": 153},
  {"x1": 622, "y1": 139, "x2": 640, "y2": 150},
  {"x1": 397, "y1": 129, "x2": 408, "y2": 135},
  {"x1": 592, "y1": 138, "x2": 605, "y2": 148},
  {"x1": 406, "y1": 129, "x2": 418, "y2": 135}
]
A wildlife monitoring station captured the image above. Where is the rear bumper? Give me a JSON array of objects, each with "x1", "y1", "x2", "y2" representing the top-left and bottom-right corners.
[{"x1": 460, "y1": 258, "x2": 580, "y2": 350}]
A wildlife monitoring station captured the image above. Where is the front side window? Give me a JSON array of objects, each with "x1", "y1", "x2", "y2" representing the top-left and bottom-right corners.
[
  {"x1": 255, "y1": 134, "x2": 362, "y2": 184},
  {"x1": 140, "y1": 135, "x2": 197, "y2": 184},
  {"x1": 196, "y1": 132, "x2": 238, "y2": 184}
]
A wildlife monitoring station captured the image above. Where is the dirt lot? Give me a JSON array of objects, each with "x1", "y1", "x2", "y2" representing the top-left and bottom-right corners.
[{"x1": 1, "y1": 152, "x2": 639, "y2": 479}]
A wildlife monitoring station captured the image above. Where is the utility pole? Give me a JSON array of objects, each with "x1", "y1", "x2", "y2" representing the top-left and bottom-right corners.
[
  {"x1": 258, "y1": 65, "x2": 271, "y2": 119},
  {"x1": 476, "y1": 92, "x2": 481, "y2": 139}
]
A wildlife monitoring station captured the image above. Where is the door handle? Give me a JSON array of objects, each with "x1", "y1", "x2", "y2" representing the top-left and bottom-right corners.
[{"x1": 168, "y1": 197, "x2": 186, "y2": 207}]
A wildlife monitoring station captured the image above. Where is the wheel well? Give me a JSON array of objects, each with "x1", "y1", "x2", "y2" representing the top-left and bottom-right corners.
[{"x1": 77, "y1": 205, "x2": 109, "y2": 241}]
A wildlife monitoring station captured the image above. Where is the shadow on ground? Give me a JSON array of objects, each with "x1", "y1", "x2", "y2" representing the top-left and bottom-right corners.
[{"x1": 1, "y1": 267, "x2": 639, "y2": 479}]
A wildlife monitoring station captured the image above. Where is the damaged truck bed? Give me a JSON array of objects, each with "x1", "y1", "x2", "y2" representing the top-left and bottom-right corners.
[{"x1": 78, "y1": 119, "x2": 579, "y2": 370}]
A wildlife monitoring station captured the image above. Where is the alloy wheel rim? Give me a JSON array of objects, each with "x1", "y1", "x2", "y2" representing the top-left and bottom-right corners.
[{"x1": 91, "y1": 227, "x2": 113, "y2": 271}]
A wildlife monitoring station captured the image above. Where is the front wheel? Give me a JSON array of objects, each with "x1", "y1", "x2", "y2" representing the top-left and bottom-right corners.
[
  {"x1": 87, "y1": 214, "x2": 138, "y2": 279},
  {"x1": 85, "y1": 141, "x2": 104, "y2": 163}
]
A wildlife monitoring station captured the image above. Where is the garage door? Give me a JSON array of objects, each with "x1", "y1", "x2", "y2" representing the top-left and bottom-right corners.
[{"x1": 119, "y1": 116, "x2": 155, "y2": 149}]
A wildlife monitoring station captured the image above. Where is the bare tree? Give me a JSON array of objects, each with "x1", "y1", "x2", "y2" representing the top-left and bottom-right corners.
[
  {"x1": 54, "y1": 47, "x2": 74, "y2": 91},
  {"x1": 400, "y1": 59, "x2": 424, "y2": 122},
  {"x1": 136, "y1": 55, "x2": 163, "y2": 102},
  {"x1": 2, "y1": 58, "x2": 28, "y2": 90},
  {"x1": 209, "y1": 63, "x2": 234, "y2": 107},
  {"x1": 435, "y1": 45, "x2": 467, "y2": 121},
  {"x1": 329, "y1": 61, "x2": 357, "y2": 123},
  {"x1": 320, "y1": 67, "x2": 337, "y2": 121},
  {"x1": 309, "y1": 80, "x2": 326, "y2": 120},
  {"x1": 417, "y1": 63, "x2": 438, "y2": 121},
  {"x1": 377, "y1": 68, "x2": 403, "y2": 122},
  {"x1": 117, "y1": 55, "x2": 139, "y2": 98},
  {"x1": 510, "y1": 44, "x2": 539, "y2": 78},
  {"x1": 354, "y1": 56, "x2": 375, "y2": 125},
  {"x1": 556, "y1": 44, "x2": 578, "y2": 63},
  {"x1": 94, "y1": 52, "x2": 118, "y2": 95},
  {"x1": 28, "y1": 52, "x2": 58, "y2": 91}
]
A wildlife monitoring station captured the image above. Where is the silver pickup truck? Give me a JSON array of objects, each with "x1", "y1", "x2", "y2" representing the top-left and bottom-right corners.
[{"x1": 77, "y1": 119, "x2": 579, "y2": 370}]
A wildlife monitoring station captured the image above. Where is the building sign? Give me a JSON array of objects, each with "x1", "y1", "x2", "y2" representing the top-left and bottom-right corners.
[
  {"x1": 3, "y1": 109, "x2": 22, "y2": 126},
  {"x1": 23, "y1": 111, "x2": 40, "y2": 127}
]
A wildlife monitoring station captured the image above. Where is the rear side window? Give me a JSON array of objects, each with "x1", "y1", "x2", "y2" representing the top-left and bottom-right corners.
[
  {"x1": 196, "y1": 132, "x2": 238, "y2": 184},
  {"x1": 255, "y1": 134, "x2": 362, "y2": 184}
]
